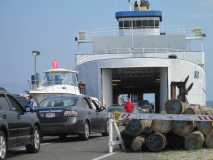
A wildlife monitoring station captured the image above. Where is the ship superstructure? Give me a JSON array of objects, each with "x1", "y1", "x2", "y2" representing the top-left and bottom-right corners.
[{"x1": 75, "y1": 0, "x2": 206, "y2": 112}]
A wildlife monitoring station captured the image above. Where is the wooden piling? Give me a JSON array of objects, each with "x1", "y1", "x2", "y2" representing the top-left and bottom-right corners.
[
  {"x1": 196, "y1": 121, "x2": 213, "y2": 136},
  {"x1": 145, "y1": 132, "x2": 167, "y2": 152},
  {"x1": 151, "y1": 120, "x2": 172, "y2": 134},
  {"x1": 205, "y1": 130, "x2": 213, "y2": 148},
  {"x1": 183, "y1": 105, "x2": 201, "y2": 114},
  {"x1": 131, "y1": 136, "x2": 145, "y2": 152},
  {"x1": 125, "y1": 119, "x2": 151, "y2": 137},
  {"x1": 165, "y1": 100, "x2": 187, "y2": 114},
  {"x1": 172, "y1": 121, "x2": 195, "y2": 137},
  {"x1": 185, "y1": 131, "x2": 205, "y2": 150}
]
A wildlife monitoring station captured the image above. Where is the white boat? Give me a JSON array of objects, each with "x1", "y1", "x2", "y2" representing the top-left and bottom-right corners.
[
  {"x1": 75, "y1": 0, "x2": 207, "y2": 112},
  {"x1": 29, "y1": 67, "x2": 81, "y2": 103}
]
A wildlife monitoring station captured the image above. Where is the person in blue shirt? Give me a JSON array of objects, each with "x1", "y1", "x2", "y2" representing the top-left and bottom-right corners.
[{"x1": 26, "y1": 95, "x2": 38, "y2": 110}]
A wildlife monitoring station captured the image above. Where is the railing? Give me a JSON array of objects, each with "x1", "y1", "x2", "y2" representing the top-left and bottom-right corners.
[
  {"x1": 94, "y1": 48, "x2": 192, "y2": 55},
  {"x1": 76, "y1": 25, "x2": 204, "y2": 42},
  {"x1": 77, "y1": 47, "x2": 202, "y2": 55}
]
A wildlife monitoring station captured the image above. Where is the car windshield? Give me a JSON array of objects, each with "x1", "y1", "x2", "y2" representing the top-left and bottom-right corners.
[{"x1": 39, "y1": 97, "x2": 78, "y2": 108}]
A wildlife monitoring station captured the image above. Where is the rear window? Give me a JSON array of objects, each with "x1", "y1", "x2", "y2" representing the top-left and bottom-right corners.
[{"x1": 39, "y1": 97, "x2": 78, "y2": 108}]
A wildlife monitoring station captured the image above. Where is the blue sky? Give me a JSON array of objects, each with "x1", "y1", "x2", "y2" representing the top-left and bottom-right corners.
[{"x1": 0, "y1": 0, "x2": 213, "y2": 100}]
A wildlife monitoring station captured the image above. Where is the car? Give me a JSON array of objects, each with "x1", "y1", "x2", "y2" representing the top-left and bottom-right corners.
[
  {"x1": 137, "y1": 100, "x2": 154, "y2": 113},
  {"x1": 36, "y1": 95, "x2": 108, "y2": 140},
  {"x1": 0, "y1": 88, "x2": 40, "y2": 160}
]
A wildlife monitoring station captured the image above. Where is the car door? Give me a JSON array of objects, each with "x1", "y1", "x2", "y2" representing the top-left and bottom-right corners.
[
  {"x1": 6, "y1": 95, "x2": 32, "y2": 145},
  {"x1": 0, "y1": 93, "x2": 18, "y2": 147},
  {"x1": 91, "y1": 100, "x2": 107, "y2": 132},
  {"x1": 83, "y1": 98, "x2": 98, "y2": 132}
]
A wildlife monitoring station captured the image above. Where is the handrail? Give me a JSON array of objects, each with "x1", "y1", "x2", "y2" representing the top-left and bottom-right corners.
[
  {"x1": 76, "y1": 48, "x2": 202, "y2": 55},
  {"x1": 76, "y1": 25, "x2": 203, "y2": 40}
]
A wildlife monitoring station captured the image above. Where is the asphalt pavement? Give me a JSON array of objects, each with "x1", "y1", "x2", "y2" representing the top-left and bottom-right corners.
[
  {"x1": 7, "y1": 135, "x2": 213, "y2": 160},
  {"x1": 8, "y1": 135, "x2": 108, "y2": 160}
]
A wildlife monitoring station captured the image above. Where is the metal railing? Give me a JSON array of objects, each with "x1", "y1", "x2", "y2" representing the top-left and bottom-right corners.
[{"x1": 76, "y1": 25, "x2": 204, "y2": 42}]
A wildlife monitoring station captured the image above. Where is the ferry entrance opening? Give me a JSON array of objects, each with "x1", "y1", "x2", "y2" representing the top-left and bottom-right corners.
[{"x1": 101, "y1": 67, "x2": 168, "y2": 113}]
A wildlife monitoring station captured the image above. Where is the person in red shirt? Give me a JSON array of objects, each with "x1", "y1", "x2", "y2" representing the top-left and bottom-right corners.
[{"x1": 124, "y1": 98, "x2": 135, "y2": 113}]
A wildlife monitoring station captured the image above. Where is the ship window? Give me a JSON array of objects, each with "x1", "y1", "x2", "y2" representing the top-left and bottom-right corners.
[
  {"x1": 141, "y1": 20, "x2": 155, "y2": 28},
  {"x1": 133, "y1": 20, "x2": 137, "y2": 29},
  {"x1": 124, "y1": 21, "x2": 131, "y2": 29},
  {"x1": 155, "y1": 20, "x2": 159, "y2": 27},
  {"x1": 148, "y1": 20, "x2": 154, "y2": 28},
  {"x1": 119, "y1": 21, "x2": 124, "y2": 29},
  {"x1": 142, "y1": 20, "x2": 148, "y2": 28},
  {"x1": 136, "y1": 20, "x2": 142, "y2": 29}
]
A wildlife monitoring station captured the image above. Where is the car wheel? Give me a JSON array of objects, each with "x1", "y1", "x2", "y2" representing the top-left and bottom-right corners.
[
  {"x1": 79, "y1": 122, "x2": 90, "y2": 140},
  {"x1": 102, "y1": 120, "x2": 109, "y2": 136},
  {"x1": 26, "y1": 126, "x2": 40, "y2": 153},
  {"x1": 0, "y1": 131, "x2": 7, "y2": 160}
]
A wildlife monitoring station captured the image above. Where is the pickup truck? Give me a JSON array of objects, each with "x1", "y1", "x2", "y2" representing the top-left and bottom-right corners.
[{"x1": 0, "y1": 88, "x2": 40, "y2": 160}]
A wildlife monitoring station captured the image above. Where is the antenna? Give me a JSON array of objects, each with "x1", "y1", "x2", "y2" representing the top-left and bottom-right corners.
[{"x1": 128, "y1": 0, "x2": 133, "y2": 11}]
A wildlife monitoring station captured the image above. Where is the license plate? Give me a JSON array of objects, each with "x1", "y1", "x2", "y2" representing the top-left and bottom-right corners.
[{"x1": 45, "y1": 112, "x2": 55, "y2": 118}]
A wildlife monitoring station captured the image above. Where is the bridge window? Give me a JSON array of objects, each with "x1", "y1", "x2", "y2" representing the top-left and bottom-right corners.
[
  {"x1": 119, "y1": 19, "x2": 159, "y2": 29},
  {"x1": 154, "y1": 20, "x2": 159, "y2": 27},
  {"x1": 124, "y1": 21, "x2": 131, "y2": 28},
  {"x1": 136, "y1": 20, "x2": 142, "y2": 28},
  {"x1": 119, "y1": 21, "x2": 124, "y2": 29}
]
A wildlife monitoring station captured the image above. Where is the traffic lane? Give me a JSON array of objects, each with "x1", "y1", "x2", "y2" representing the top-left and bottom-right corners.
[{"x1": 8, "y1": 135, "x2": 109, "y2": 160}]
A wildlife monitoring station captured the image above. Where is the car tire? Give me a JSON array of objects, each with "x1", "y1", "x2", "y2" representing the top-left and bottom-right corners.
[
  {"x1": 79, "y1": 122, "x2": 90, "y2": 140},
  {"x1": 26, "y1": 126, "x2": 40, "y2": 153},
  {"x1": 102, "y1": 120, "x2": 109, "y2": 136},
  {"x1": 0, "y1": 131, "x2": 7, "y2": 160}
]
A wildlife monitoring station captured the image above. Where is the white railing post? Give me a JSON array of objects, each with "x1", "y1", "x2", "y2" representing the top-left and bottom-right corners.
[{"x1": 109, "y1": 112, "x2": 114, "y2": 153}]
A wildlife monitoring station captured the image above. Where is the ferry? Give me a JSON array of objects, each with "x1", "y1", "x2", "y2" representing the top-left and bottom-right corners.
[{"x1": 75, "y1": 0, "x2": 206, "y2": 112}]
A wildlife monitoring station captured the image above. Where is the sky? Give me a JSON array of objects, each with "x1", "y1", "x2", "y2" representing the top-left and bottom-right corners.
[{"x1": 0, "y1": 0, "x2": 213, "y2": 100}]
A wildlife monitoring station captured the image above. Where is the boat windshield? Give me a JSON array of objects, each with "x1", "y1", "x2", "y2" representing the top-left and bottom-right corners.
[
  {"x1": 43, "y1": 72, "x2": 78, "y2": 86},
  {"x1": 39, "y1": 97, "x2": 79, "y2": 108}
]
